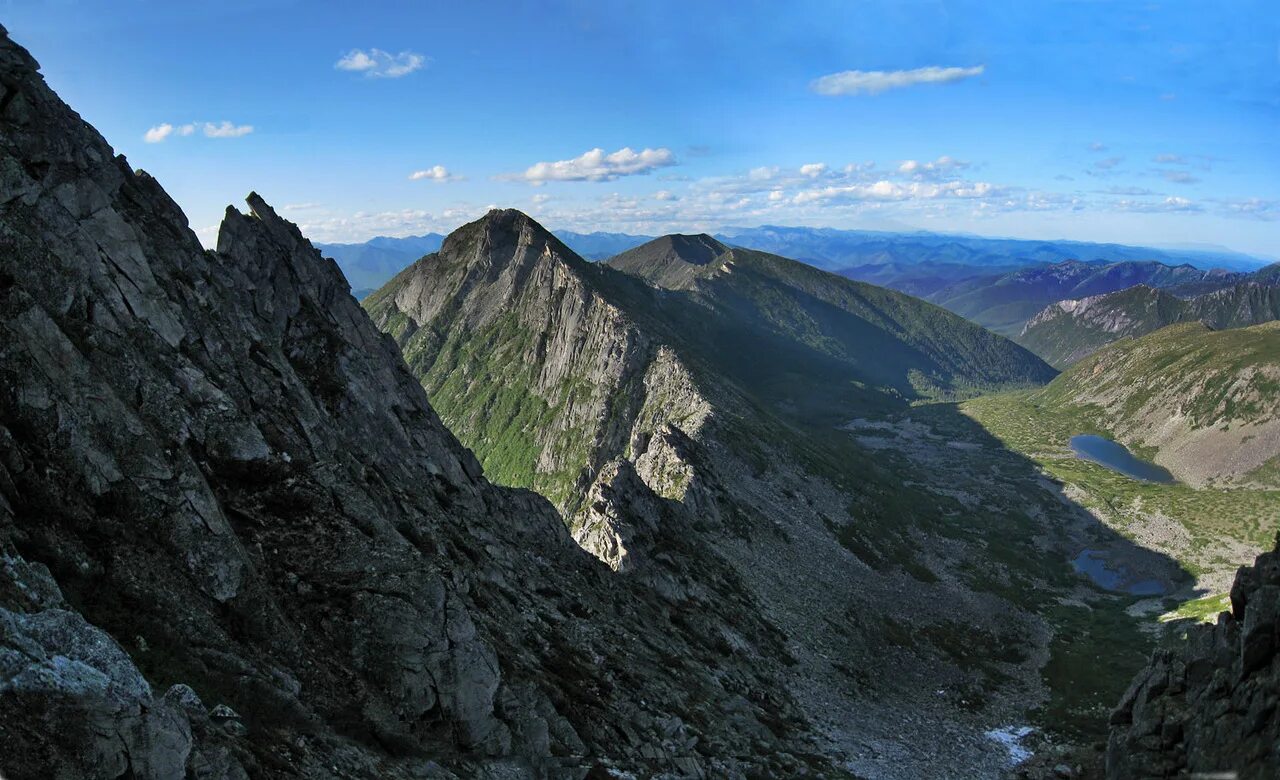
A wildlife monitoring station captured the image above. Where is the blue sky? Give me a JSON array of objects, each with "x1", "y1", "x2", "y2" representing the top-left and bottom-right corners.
[{"x1": 5, "y1": 0, "x2": 1279, "y2": 256}]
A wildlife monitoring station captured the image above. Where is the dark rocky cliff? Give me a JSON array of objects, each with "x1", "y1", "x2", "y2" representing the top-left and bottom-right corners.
[
  {"x1": 1107, "y1": 539, "x2": 1280, "y2": 779},
  {"x1": 0, "y1": 25, "x2": 832, "y2": 779}
]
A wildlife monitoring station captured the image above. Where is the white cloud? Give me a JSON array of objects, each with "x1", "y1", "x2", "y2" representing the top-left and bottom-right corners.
[
  {"x1": 203, "y1": 121, "x2": 253, "y2": 138},
  {"x1": 1112, "y1": 196, "x2": 1201, "y2": 213},
  {"x1": 408, "y1": 165, "x2": 461, "y2": 182},
  {"x1": 509, "y1": 147, "x2": 677, "y2": 184},
  {"x1": 336, "y1": 48, "x2": 428, "y2": 78},
  {"x1": 1153, "y1": 153, "x2": 1186, "y2": 164},
  {"x1": 1093, "y1": 156, "x2": 1123, "y2": 170},
  {"x1": 144, "y1": 123, "x2": 174, "y2": 143},
  {"x1": 653, "y1": 190, "x2": 678, "y2": 201},
  {"x1": 810, "y1": 65, "x2": 984, "y2": 96},
  {"x1": 1216, "y1": 198, "x2": 1280, "y2": 220},
  {"x1": 792, "y1": 179, "x2": 1000, "y2": 205},
  {"x1": 800, "y1": 163, "x2": 827, "y2": 178},
  {"x1": 897, "y1": 156, "x2": 969, "y2": 179},
  {"x1": 145, "y1": 121, "x2": 249, "y2": 142},
  {"x1": 1088, "y1": 142, "x2": 1108, "y2": 152},
  {"x1": 1105, "y1": 186, "x2": 1156, "y2": 196}
]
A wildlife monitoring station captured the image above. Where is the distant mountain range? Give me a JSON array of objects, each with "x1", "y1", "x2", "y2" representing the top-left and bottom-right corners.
[
  {"x1": 1018, "y1": 271, "x2": 1280, "y2": 367},
  {"x1": 318, "y1": 225, "x2": 1272, "y2": 296},
  {"x1": 715, "y1": 225, "x2": 1271, "y2": 273},
  {"x1": 908, "y1": 259, "x2": 1241, "y2": 337}
]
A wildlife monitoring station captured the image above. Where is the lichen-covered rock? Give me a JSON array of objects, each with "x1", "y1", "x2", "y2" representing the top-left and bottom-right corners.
[{"x1": 1107, "y1": 540, "x2": 1280, "y2": 779}]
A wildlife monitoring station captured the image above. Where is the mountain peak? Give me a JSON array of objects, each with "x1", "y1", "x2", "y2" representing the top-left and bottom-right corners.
[
  {"x1": 605, "y1": 233, "x2": 731, "y2": 289},
  {"x1": 650, "y1": 233, "x2": 729, "y2": 265},
  {"x1": 435, "y1": 207, "x2": 570, "y2": 263}
]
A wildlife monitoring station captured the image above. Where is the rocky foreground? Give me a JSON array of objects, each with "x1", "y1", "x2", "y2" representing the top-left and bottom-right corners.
[{"x1": 1108, "y1": 539, "x2": 1280, "y2": 779}]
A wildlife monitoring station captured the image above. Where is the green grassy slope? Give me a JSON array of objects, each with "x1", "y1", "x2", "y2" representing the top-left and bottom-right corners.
[
  {"x1": 964, "y1": 321, "x2": 1280, "y2": 589},
  {"x1": 607, "y1": 238, "x2": 1057, "y2": 418}
]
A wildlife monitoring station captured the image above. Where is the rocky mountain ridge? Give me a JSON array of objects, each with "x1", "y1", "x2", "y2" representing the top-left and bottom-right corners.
[{"x1": 362, "y1": 207, "x2": 1180, "y2": 777}]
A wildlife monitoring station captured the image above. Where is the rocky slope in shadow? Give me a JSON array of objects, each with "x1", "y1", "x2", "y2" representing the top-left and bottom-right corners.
[
  {"x1": 0, "y1": 26, "x2": 839, "y2": 779},
  {"x1": 1108, "y1": 539, "x2": 1280, "y2": 779}
]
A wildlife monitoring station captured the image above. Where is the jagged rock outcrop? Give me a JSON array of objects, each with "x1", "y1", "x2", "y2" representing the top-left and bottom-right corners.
[
  {"x1": 1107, "y1": 540, "x2": 1280, "y2": 779},
  {"x1": 0, "y1": 25, "x2": 837, "y2": 778},
  {"x1": 573, "y1": 460, "x2": 660, "y2": 573}
]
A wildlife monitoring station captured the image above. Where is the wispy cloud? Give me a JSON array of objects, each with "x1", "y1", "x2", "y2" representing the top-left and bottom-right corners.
[
  {"x1": 144, "y1": 121, "x2": 251, "y2": 143},
  {"x1": 810, "y1": 65, "x2": 984, "y2": 96},
  {"x1": 1161, "y1": 169, "x2": 1200, "y2": 184},
  {"x1": 1087, "y1": 142, "x2": 1108, "y2": 152},
  {"x1": 408, "y1": 165, "x2": 462, "y2": 182},
  {"x1": 1216, "y1": 198, "x2": 1280, "y2": 221},
  {"x1": 898, "y1": 156, "x2": 970, "y2": 180},
  {"x1": 1111, "y1": 196, "x2": 1201, "y2": 213},
  {"x1": 144, "y1": 123, "x2": 178, "y2": 143},
  {"x1": 335, "y1": 48, "x2": 428, "y2": 78},
  {"x1": 506, "y1": 147, "x2": 677, "y2": 184},
  {"x1": 202, "y1": 121, "x2": 253, "y2": 138},
  {"x1": 792, "y1": 179, "x2": 1001, "y2": 206},
  {"x1": 1153, "y1": 153, "x2": 1186, "y2": 164},
  {"x1": 1105, "y1": 186, "x2": 1157, "y2": 196},
  {"x1": 1093, "y1": 156, "x2": 1124, "y2": 170}
]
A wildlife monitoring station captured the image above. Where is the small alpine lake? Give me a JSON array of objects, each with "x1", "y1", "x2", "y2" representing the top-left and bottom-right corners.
[
  {"x1": 1069, "y1": 434, "x2": 1176, "y2": 484},
  {"x1": 1071, "y1": 549, "x2": 1167, "y2": 596}
]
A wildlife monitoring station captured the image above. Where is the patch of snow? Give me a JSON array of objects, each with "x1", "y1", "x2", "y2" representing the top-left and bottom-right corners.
[{"x1": 985, "y1": 724, "x2": 1035, "y2": 766}]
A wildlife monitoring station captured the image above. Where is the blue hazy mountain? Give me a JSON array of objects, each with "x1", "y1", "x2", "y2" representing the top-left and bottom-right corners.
[{"x1": 320, "y1": 225, "x2": 1271, "y2": 295}]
